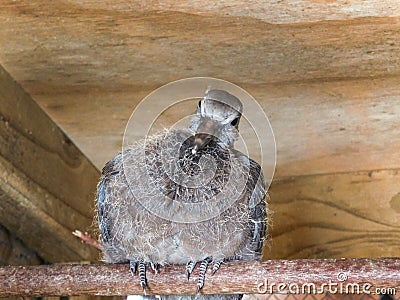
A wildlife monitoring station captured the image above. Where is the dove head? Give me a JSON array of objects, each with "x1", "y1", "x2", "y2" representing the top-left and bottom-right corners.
[{"x1": 190, "y1": 89, "x2": 243, "y2": 154}]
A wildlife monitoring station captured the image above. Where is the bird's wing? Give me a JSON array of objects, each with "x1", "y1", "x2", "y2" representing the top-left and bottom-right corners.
[
  {"x1": 97, "y1": 153, "x2": 122, "y2": 244},
  {"x1": 247, "y1": 158, "x2": 268, "y2": 257}
]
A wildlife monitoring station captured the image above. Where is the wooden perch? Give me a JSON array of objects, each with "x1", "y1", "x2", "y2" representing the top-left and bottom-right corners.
[{"x1": 0, "y1": 258, "x2": 399, "y2": 296}]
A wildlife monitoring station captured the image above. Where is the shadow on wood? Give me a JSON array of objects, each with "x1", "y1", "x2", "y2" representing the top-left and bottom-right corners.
[{"x1": 0, "y1": 65, "x2": 100, "y2": 263}]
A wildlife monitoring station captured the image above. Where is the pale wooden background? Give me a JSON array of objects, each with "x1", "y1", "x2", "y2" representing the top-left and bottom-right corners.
[{"x1": 0, "y1": 1, "x2": 399, "y2": 263}]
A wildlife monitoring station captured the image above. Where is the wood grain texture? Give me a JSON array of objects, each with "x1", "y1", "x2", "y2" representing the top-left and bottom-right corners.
[
  {"x1": 37, "y1": 1, "x2": 400, "y2": 24},
  {"x1": 0, "y1": 224, "x2": 43, "y2": 265},
  {"x1": 0, "y1": 65, "x2": 100, "y2": 262},
  {"x1": 0, "y1": 1, "x2": 399, "y2": 178},
  {"x1": 0, "y1": 259, "x2": 399, "y2": 296},
  {"x1": 266, "y1": 168, "x2": 400, "y2": 259},
  {"x1": 0, "y1": 0, "x2": 399, "y2": 264},
  {"x1": 254, "y1": 77, "x2": 400, "y2": 178},
  {"x1": 16, "y1": 76, "x2": 400, "y2": 180}
]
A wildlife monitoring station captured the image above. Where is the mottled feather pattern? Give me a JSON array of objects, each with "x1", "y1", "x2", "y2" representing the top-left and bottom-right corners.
[
  {"x1": 98, "y1": 130, "x2": 266, "y2": 265},
  {"x1": 96, "y1": 89, "x2": 268, "y2": 299}
]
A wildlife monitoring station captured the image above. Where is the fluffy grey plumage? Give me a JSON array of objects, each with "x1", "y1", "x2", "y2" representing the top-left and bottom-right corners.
[{"x1": 97, "y1": 89, "x2": 268, "y2": 298}]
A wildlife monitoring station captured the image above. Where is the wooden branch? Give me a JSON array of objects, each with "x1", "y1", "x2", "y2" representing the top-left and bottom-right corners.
[
  {"x1": 0, "y1": 258, "x2": 399, "y2": 296},
  {"x1": 72, "y1": 230, "x2": 103, "y2": 251}
]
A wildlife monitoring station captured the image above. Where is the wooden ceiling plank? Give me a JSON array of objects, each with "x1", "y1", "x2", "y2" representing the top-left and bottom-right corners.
[
  {"x1": 0, "y1": 2, "x2": 399, "y2": 179},
  {"x1": 24, "y1": 76, "x2": 400, "y2": 179}
]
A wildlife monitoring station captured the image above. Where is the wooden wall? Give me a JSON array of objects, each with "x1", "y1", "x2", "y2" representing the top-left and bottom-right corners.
[
  {"x1": 0, "y1": 1, "x2": 399, "y2": 261},
  {"x1": 0, "y1": 64, "x2": 99, "y2": 263}
]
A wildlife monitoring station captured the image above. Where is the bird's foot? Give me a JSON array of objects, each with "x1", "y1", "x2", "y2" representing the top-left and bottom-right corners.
[
  {"x1": 196, "y1": 257, "x2": 212, "y2": 292},
  {"x1": 211, "y1": 259, "x2": 224, "y2": 275},
  {"x1": 186, "y1": 260, "x2": 197, "y2": 280},
  {"x1": 150, "y1": 262, "x2": 160, "y2": 274},
  {"x1": 186, "y1": 257, "x2": 226, "y2": 293},
  {"x1": 129, "y1": 259, "x2": 159, "y2": 292}
]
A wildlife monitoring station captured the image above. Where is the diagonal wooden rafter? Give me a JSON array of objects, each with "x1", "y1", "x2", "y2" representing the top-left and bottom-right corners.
[{"x1": 0, "y1": 64, "x2": 100, "y2": 263}]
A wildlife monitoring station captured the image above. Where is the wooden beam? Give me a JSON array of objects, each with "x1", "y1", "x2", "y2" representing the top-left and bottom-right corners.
[
  {"x1": 0, "y1": 2, "x2": 399, "y2": 86},
  {"x1": 267, "y1": 168, "x2": 400, "y2": 259},
  {"x1": 0, "y1": 224, "x2": 43, "y2": 265},
  {"x1": 0, "y1": 259, "x2": 398, "y2": 296},
  {"x1": 0, "y1": 65, "x2": 100, "y2": 263},
  {"x1": 0, "y1": 2, "x2": 399, "y2": 177},
  {"x1": 251, "y1": 76, "x2": 400, "y2": 178},
  {"x1": 11, "y1": 75, "x2": 400, "y2": 180}
]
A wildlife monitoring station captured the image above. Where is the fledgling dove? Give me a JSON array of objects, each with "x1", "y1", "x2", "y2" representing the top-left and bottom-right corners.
[{"x1": 97, "y1": 89, "x2": 268, "y2": 299}]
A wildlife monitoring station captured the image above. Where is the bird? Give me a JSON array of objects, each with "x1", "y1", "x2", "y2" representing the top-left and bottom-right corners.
[{"x1": 97, "y1": 89, "x2": 268, "y2": 298}]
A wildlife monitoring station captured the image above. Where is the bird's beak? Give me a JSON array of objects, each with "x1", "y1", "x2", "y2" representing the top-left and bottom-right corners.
[
  {"x1": 192, "y1": 118, "x2": 220, "y2": 154},
  {"x1": 192, "y1": 133, "x2": 212, "y2": 154}
]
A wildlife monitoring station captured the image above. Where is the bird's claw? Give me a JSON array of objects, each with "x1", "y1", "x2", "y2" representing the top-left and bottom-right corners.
[
  {"x1": 130, "y1": 256, "x2": 226, "y2": 293},
  {"x1": 129, "y1": 259, "x2": 153, "y2": 292},
  {"x1": 186, "y1": 260, "x2": 197, "y2": 280},
  {"x1": 187, "y1": 257, "x2": 219, "y2": 293},
  {"x1": 211, "y1": 259, "x2": 224, "y2": 275},
  {"x1": 150, "y1": 262, "x2": 160, "y2": 274},
  {"x1": 129, "y1": 260, "x2": 137, "y2": 275},
  {"x1": 197, "y1": 257, "x2": 212, "y2": 292}
]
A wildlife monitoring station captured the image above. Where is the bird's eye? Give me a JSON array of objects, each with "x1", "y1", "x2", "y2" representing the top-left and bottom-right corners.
[
  {"x1": 197, "y1": 100, "x2": 202, "y2": 108},
  {"x1": 230, "y1": 118, "x2": 239, "y2": 126}
]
